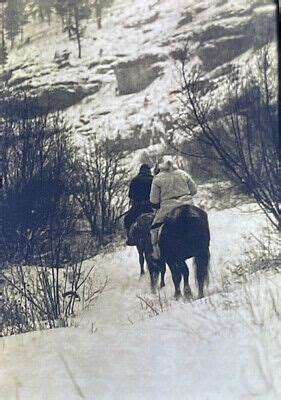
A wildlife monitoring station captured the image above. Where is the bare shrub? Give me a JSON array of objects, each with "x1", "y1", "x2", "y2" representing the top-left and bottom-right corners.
[
  {"x1": 80, "y1": 274, "x2": 108, "y2": 312},
  {"x1": 0, "y1": 90, "x2": 78, "y2": 264},
  {"x1": 137, "y1": 292, "x2": 171, "y2": 318},
  {"x1": 0, "y1": 236, "x2": 101, "y2": 336},
  {"x1": 71, "y1": 134, "x2": 129, "y2": 244},
  {"x1": 229, "y1": 226, "x2": 279, "y2": 286},
  {"x1": 0, "y1": 91, "x2": 106, "y2": 335},
  {"x1": 170, "y1": 44, "x2": 278, "y2": 228}
]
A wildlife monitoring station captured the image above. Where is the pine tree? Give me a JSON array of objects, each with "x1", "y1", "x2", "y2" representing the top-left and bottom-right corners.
[
  {"x1": 94, "y1": 0, "x2": 102, "y2": 29},
  {"x1": 55, "y1": 0, "x2": 68, "y2": 28},
  {"x1": 57, "y1": 0, "x2": 91, "y2": 58},
  {"x1": 71, "y1": 0, "x2": 82, "y2": 58},
  {"x1": 4, "y1": 0, "x2": 23, "y2": 47},
  {"x1": 0, "y1": 0, "x2": 8, "y2": 67},
  {"x1": 0, "y1": 34, "x2": 8, "y2": 70},
  {"x1": 34, "y1": 0, "x2": 55, "y2": 24}
]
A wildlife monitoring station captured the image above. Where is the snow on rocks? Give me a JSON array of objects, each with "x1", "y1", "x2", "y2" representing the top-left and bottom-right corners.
[
  {"x1": 5, "y1": 0, "x2": 276, "y2": 155},
  {"x1": 113, "y1": 53, "x2": 167, "y2": 95}
]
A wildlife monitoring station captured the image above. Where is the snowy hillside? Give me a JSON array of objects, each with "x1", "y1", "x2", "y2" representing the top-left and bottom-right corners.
[
  {"x1": 1, "y1": 205, "x2": 280, "y2": 400},
  {"x1": 4, "y1": 0, "x2": 276, "y2": 171}
]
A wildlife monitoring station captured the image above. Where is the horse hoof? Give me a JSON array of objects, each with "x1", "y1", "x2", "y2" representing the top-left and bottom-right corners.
[
  {"x1": 197, "y1": 293, "x2": 204, "y2": 300},
  {"x1": 140, "y1": 271, "x2": 145, "y2": 276},
  {"x1": 160, "y1": 283, "x2": 165, "y2": 289},
  {"x1": 151, "y1": 287, "x2": 157, "y2": 294},
  {"x1": 184, "y1": 290, "x2": 192, "y2": 300},
  {"x1": 174, "y1": 291, "x2": 181, "y2": 300}
]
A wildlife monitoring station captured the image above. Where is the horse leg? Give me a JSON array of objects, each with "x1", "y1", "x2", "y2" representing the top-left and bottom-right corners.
[
  {"x1": 160, "y1": 271, "x2": 165, "y2": 288},
  {"x1": 195, "y1": 251, "x2": 210, "y2": 299},
  {"x1": 169, "y1": 263, "x2": 182, "y2": 299},
  {"x1": 181, "y1": 261, "x2": 192, "y2": 299},
  {"x1": 147, "y1": 258, "x2": 158, "y2": 294},
  {"x1": 159, "y1": 261, "x2": 166, "y2": 288},
  {"x1": 150, "y1": 270, "x2": 159, "y2": 294},
  {"x1": 139, "y1": 251, "x2": 145, "y2": 276},
  {"x1": 136, "y1": 245, "x2": 145, "y2": 276}
]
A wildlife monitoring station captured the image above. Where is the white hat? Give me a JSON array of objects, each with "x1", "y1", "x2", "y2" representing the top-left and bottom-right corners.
[{"x1": 158, "y1": 155, "x2": 176, "y2": 171}]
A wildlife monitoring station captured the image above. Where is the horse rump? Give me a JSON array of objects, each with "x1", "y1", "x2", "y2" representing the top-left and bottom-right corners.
[
  {"x1": 160, "y1": 204, "x2": 210, "y2": 260},
  {"x1": 159, "y1": 204, "x2": 210, "y2": 298}
]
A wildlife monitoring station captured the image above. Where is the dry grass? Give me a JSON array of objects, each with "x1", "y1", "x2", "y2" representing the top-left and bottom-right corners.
[{"x1": 137, "y1": 291, "x2": 171, "y2": 318}]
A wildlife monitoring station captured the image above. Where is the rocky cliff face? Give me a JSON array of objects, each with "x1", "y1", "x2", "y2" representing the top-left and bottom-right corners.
[{"x1": 2, "y1": 0, "x2": 277, "y2": 176}]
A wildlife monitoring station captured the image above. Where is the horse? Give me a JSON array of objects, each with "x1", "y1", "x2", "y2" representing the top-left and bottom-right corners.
[
  {"x1": 158, "y1": 204, "x2": 210, "y2": 299},
  {"x1": 130, "y1": 213, "x2": 166, "y2": 293}
]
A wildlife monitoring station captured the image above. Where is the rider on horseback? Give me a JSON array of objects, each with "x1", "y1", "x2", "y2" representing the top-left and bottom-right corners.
[
  {"x1": 150, "y1": 156, "x2": 197, "y2": 260},
  {"x1": 125, "y1": 164, "x2": 153, "y2": 245}
]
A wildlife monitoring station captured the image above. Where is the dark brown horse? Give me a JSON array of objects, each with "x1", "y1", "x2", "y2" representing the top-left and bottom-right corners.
[
  {"x1": 158, "y1": 204, "x2": 210, "y2": 299},
  {"x1": 131, "y1": 213, "x2": 166, "y2": 293}
]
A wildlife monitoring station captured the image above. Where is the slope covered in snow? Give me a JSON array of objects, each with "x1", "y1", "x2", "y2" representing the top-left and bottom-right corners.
[
  {"x1": 4, "y1": 0, "x2": 277, "y2": 164},
  {"x1": 1, "y1": 206, "x2": 280, "y2": 400}
]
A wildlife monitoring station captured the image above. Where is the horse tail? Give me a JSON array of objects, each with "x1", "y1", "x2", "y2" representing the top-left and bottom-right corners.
[{"x1": 194, "y1": 249, "x2": 210, "y2": 290}]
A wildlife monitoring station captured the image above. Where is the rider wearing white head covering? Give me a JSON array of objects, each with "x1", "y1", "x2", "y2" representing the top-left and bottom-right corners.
[{"x1": 150, "y1": 156, "x2": 197, "y2": 259}]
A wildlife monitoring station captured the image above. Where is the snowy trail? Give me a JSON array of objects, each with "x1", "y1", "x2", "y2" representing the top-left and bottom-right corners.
[
  {"x1": 78, "y1": 246, "x2": 155, "y2": 330},
  {"x1": 79, "y1": 205, "x2": 269, "y2": 330},
  {"x1": 1, "y1": 206, "x2": 279, "y2": 400}
]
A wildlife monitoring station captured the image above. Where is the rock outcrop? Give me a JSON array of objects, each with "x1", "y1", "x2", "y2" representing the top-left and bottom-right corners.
[
  {"x1": 1, "y1": 81, "x2": 102, "y2": 117},
  {"x1": 35, "y1": 82, "x2": 102, "y2": 112},
  {"x1": 195, "y1": 4, "x2": 276, "y2": 71},
  {"x1": 177, "y1": 10, "x2": 193, "y2": 27},
  {"x1": 197, "y1": 35, "x2": 252, "y2": 71},
  {"x1": 114, "y1": 53, "x2": 166, "y2": 95},
  {"x1": 4, "y1": 0, "x2": 277, "y2": 179},
  {"x1": 54, "y1": 49, "x2": 71, "y2": 69},
  {"x1": 124, "y1": 11, "x2": 159, "y2": 29}
]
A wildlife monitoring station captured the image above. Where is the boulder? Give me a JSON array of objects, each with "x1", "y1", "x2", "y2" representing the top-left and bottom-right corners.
[
  {"x1": 194, "y1": 5, "x2": 207, "y2": 14},
  {"x1": 96, "y1": 65, "x2": 113, "y2": 74},
  {"x1": 177, "y1": 11, "x2": 193, "y2": 28},
  {"x1": 7, "y1": 73, "x2": 31, "y2": 88},
  {"x1": 114, "y1": 53, "x2": 166, "y2": 95},
  {"x1": 89, "y1": 61, "x2": 100, "y2": 70},
  {"x1": 100, "y1": 58, "x2": 116, "y2": 65},
  {"x1": 124, "y1": 11, "x2": 159, "y2": 28},
  {"x1": 54, "y1": 49, "x2": 71, "y2": 68}
]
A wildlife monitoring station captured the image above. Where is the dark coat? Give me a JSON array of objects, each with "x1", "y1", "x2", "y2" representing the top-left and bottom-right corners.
[
  {"x1": 129, "y1": 171, "x2": 153, "y2": 203},
  {"x1": 124, "y1": 170, "x2": 154, "y2": 233}
]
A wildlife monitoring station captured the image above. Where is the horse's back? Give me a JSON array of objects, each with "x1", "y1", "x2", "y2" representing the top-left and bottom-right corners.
[{"x1": 164, "y1": 204, "x2": 208, "y2": 224}]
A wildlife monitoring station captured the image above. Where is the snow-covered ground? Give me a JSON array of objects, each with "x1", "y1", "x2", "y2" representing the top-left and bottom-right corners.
[{"x1": 1, "y1": 206, "x2": 280, "y2": 400}]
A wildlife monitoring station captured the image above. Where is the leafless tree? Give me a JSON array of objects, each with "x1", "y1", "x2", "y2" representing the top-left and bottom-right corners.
[
  {"x1": 1, "y1": 236, "x2": 98, "y2": 335},
  {"x1": 72, "y1": 135, "x2": 128, "y2": 243},
  {"x1": 0, "y1": 91, "x2": 106, "y2": 335},
  {"x1": 170, "y1": 44, "x2": 278, "y2": 228},
  {"x1": 0, "y1": 91, "x2": 79, "y2": 262}
]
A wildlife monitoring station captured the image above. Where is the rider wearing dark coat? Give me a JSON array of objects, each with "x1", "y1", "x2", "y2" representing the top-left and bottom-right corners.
[{"x1": 124, "y1": 164, "x2": 153, "y2": 244}]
